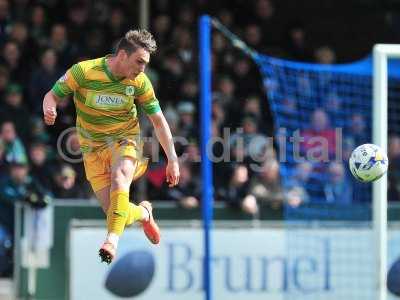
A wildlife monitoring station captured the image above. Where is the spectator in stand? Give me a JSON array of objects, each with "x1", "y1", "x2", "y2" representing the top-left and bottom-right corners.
[
  {"x1": 84, "y1": 28, "x2": 107, "y2": 59},
  {"x1": 0, "y1": 157, "x2": 50, "y2": 234},
  {"x1": 12, "y1": 0, "x2": 30, "y2": 20},
  {"x1": 212, "y1": 33, "x2": 229, "y2": 58},
  {"x1": 230, "y1": 116, "x2": 269, "y2": 164},
  {"x1": 8, "y1": 21, "x2": 32, "y2": 65},
  {"x1": 388, "y1": 135, "x2": 400, "y2": 201},
  {"x1": 180, "y1": 141, "x2": 201, "y2": 178},
  {"x1": 182, "y1": 141, "x2": 201, "y2": 163},
  {"x1": 29, "y1": 48, "x2": 62, "y2": 114},
  {"x1": 179, "y1": 75, "x2": 198, "y2": 102},
  {"x1": 52, "y1": 164, "x2": 86, "y2": 199},
  {"x1": 217, "y1": 9, "x2": 235, "y2": 28},
  {"x1": 300, "y1": 108, "x2": 339, "y2": 202},
  {"x1": 0, "y1": 222, "x2": 11, "y2": 277},
  {"x1": 145, "y1": 160, "x2": 167, "y2": 201},
  {"x1": 296, "y1": 74, "x2": 313, "y2": 98},
  {"x1": 28, "y1": 142, "x2": 53, "y2": 190},
  {"x1": 212, "y1": 121, "x2": 229, "y2": 186},
  {"x1": 241, "y1": 95, "x2": 265, "y2": 131},
  {"x1": 284, "y1": 21, "x2": 312, "y2": 61},
  {"x1": 252, "y1": 0, "x2": 283, "y2": 47},
  {"x1": 341, "y1": 137, "x2": 366, "y2": 203},
  {"x1": 47, "y1": 23, "x2": 78, "y2": 68},
  {"x1": 151, "y1": 14, "x2": 172, "y2": 69},
  {"x1": 285, "y1": 162, "x2": 312, "y2": 206},
  {"x1": 301, "y1": 109, "x2": 337, "y2": 163},
  {"x1": 105, "y1": 5, "x2": 130, "y2": 46},
  {"x1": 151, "y1": 14, "x2": 171, "y2": 48},
  {"x1": 166, "y1": 160, "x2": 200, "y2": 209},
  {"x1": 67, "y1": 1, "x2": 89, "y2": 45},
  {"x1": 347, "y1": 113, "x2": 368, "y2": 146},
  {"x1": 176, "y1": 101, "x2": 197, "y2": 140},
  {"x1": 142, "y1": 124, "x2": 167, "y2": 200},
  {"x1": 216, "y1": 75, "x2": 239, "y2": 126},
  {"x1": 280, "y1": 97, "x2": 298, "y2": 120},
  {"x1": 244, "y1": 24, "x2": 264, "y2": 51},
  {"x1": 172, "y1": 26, "x2": 194, "y2": 67},
  {"x1": 163, "y1": 106, "x2": 180, "y2": 136},
  {"x1": 29, "y1": 117, "x2": 51, "y2": 145},
  {"x1": 217, "y1": 163, "x2": 258, "y2": 215},
  {"x1": 285, "y1": 186, "x2": 309, "y2": 208},
  {"x1": 0, "y1": 158, "x2": 29, "y2": 234},
  {"x1": 324, "y1": 162, "x2": 352, "y2": 204},
  {"x1": 159, "y1": 51, "x2": 184, "y2": 101},
  {"x1": 0, "y1": 84, "x2": 30, "y2": 141},
  {"x1": 314, "y1": 46, "x2": 336, "y2": 64},
  {"x1": 0, "y1": 0, "x2": 11, "y2": 45},
  {"x1": 249, "y1": 159, "x2": 284, "y2": 208},
  {"x1": 212, "y1": 99, "x2": 227, "y2": 131},
  {"x1": 287, "y1": 161, "x2": 313, "y2": 188},
  {"x1": 176, "y1": 5, "x2": 195, "y2": 29},
  {"x1": 213, "y1": 39, "x2": 235, "y2": 75},
  {"x1": 215, "y1": 75, "x2": 235, "y2": 108},
  {"x1": 0, "y1": 121, "x2": 26, "y2": 165},
  {"x1": 29, "y1": 4, "x2": 48, "y2": 49},
  {"x1": 0, "y1": 65, "x2": 9, "y2": 100},
  {"x1": 1, "y1": 41, "x2": 25, "y2": 83},
  {"x1": 0, "y1": 139, "x2": 5, "y2": 178},
  {"x1": 56, "y1": 129, "x2": 89, "y2": 196},
  {"x1": 232, "y1": 58, "x2": 259, "y2": 97}
]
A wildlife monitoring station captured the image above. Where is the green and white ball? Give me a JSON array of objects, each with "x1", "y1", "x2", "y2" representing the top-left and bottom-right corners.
[{"x1": 349, "y1": 143, "x2": 389, "y2": 183}]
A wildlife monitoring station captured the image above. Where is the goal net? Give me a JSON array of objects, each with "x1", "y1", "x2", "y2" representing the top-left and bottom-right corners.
[
  {"x1": 211, "y1": 18, "x2": 400, "y2": 300},
  {"x1": 254, "y1": 48, "x2": 400, "y2": 300}
]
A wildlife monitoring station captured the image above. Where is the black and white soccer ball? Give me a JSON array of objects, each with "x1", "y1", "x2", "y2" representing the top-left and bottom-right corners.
[{"x1": 349, "y1": 143, "x2": 389, "y2": 183}]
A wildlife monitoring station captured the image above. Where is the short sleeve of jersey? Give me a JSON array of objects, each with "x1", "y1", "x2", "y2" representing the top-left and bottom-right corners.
[
  {"x1": 135, "y1": 73, "x2": 161, "y2": 115},
  {"x1": 51, "y1": 63, "x2": 85, "y2": 99}
]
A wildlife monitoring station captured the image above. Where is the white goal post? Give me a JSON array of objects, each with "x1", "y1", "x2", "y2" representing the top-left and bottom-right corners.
[{"x1": 373, "y1": 44, "x2": 400, "y2": 300}]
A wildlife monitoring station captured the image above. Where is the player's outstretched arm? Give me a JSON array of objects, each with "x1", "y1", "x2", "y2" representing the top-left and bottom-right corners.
[
  {"x1": 42, "y1": 91, "x2": 59, "y2": 125},
  {"x1": 43, "y1": 63, "x2": 79, "y2": 126},
  {"x1": 148, "y1": 111, "x2": 180, "y2": 187}
]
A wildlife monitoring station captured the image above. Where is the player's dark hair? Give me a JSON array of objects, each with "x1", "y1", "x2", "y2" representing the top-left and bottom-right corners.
[{"x1": 115, "y1": 29, "x2": 157, "y2": 55}]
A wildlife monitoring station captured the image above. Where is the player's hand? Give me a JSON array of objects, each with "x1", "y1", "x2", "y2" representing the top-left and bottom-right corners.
[
  {"x1": 166, "y1": 160, "x2": 180, "y2": 187},
  {"x1": 43, "y1": 107, "x2": 57, "y2": 125}
]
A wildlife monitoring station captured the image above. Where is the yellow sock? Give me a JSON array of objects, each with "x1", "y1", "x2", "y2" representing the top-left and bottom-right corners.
[
  {"x1": 107, "y1": 189, "x2": 130, "y2": 235},
  {"x1": 126, "y1": 203, "x2": 144, "y2": 226}
]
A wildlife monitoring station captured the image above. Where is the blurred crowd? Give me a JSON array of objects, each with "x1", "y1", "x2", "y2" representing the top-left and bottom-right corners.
[{"x1": 0, "y1": 0, "x2": 399, "y2": 259}]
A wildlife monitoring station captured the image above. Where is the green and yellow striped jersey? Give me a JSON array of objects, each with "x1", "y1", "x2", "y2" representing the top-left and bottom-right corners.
[{"x1": 51, "y1": 55, "x2": 161, "y2": 153}]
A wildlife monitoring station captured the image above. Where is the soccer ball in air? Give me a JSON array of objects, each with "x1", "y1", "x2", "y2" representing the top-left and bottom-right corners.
[{"x1": 349, "y1": 143, "x2": 389, "y2": 183}]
